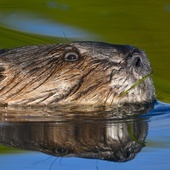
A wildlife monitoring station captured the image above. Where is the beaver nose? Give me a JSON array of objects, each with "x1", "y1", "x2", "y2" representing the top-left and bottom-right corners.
[
  {"x1": 132, "y1": 53, "x2": 141, "y2": 67},
  {"x1": 126, "y1": 49, "x2": 143, "y2": 68}
]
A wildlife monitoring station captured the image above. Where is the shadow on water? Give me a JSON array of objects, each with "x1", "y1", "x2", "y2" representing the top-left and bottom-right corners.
[{"x1": 0, "y1": 104, "x2": 152, "y2": 163}]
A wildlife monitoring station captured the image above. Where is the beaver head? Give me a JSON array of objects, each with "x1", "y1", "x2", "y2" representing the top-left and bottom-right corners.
[{"x1": 0, "y1": 41, "x2": 155, "y2": 107}]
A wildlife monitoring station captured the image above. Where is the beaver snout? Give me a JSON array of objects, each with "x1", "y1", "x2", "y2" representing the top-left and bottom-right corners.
[{"x1": 123, "y1": 47, "x2": 152, "y2": 77}]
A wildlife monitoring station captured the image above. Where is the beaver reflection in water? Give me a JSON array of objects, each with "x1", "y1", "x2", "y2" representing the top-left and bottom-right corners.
[{"x1": 0, "y1": 42, "x2": 155, "y2": 107}]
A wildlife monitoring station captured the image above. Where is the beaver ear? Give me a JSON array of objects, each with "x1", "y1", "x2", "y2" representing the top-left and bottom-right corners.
[{"x1": 0, "y1": 49, "x2": 9, "y2": 55}]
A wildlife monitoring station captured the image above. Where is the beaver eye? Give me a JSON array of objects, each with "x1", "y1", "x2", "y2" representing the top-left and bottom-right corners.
[
  {"x1": 54, "y1": 148, "x2": 69, "y2": 155},
  {"x1": 64, "y1": 52, "x2": 79, "y2": 62}
]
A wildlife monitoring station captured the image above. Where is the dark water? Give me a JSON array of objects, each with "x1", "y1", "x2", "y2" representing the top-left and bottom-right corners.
[{"x1": 0, "y1": 0, "x2": 170, "y2": 170}]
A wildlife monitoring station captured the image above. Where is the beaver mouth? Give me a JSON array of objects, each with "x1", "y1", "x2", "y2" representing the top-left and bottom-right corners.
[{"x1": 119, "y1": 72, "x2": 153, "y2": 98}]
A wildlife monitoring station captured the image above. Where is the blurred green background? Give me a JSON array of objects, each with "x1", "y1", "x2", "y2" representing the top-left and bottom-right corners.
[{"x1": 0, "y1": 0, "x2": 170, "y2": 102}]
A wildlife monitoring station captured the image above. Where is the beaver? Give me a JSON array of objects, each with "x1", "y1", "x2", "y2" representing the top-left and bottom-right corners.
[{"x1": 0, "y1": 41, "x2": 155, "y2": 107}]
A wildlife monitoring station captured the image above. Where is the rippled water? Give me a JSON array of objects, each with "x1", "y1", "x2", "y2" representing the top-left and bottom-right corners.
[
  {"x1": 0, "y1": 102, "x2": 170, "y2": 170},
  {"x1": 0, "y1": 0, "x2": 170, "y2": 170}
]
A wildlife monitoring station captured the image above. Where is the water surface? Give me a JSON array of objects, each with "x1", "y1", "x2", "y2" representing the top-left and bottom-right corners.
[{"x1": 0, "y1": 102, "x2": 170, "y2": 170}]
